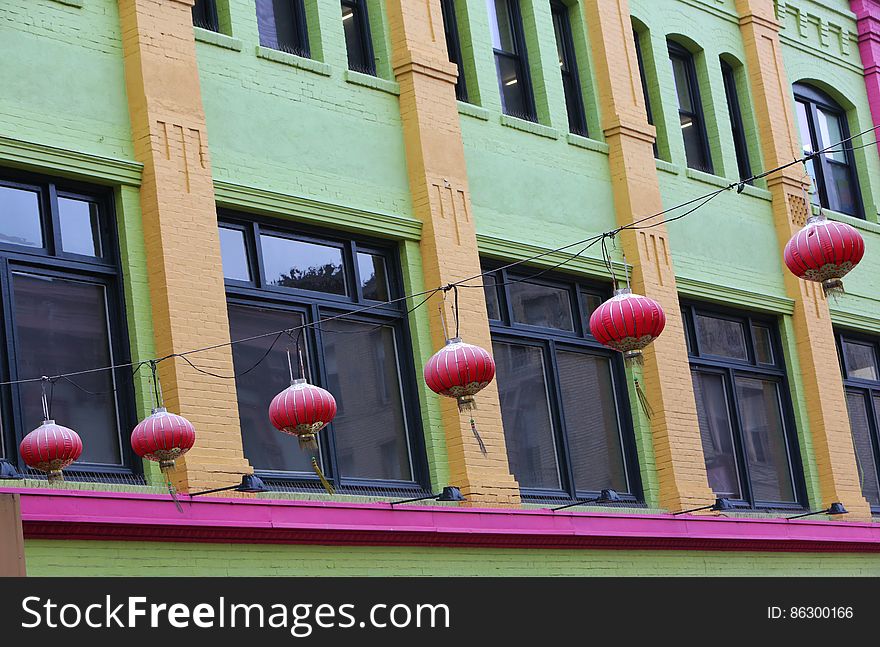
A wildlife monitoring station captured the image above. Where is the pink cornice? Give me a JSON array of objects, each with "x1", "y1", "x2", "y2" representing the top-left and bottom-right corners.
[
  {"x1": 852, "y1": 0, "x2": 880, "y2": 157},
  {"x1": 7, "y1": 488, "x2": 880, "y2": 553}
]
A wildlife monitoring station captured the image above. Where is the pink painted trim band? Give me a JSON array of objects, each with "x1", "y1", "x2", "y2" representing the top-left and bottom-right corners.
[{"x1": 7, "y1": 488, "x2": 880, "y2": 552}]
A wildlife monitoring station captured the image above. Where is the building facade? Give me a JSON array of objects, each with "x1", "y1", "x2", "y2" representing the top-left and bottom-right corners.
[{"x1": 2, "y1": 0, "x2": 880, "y2": 575}]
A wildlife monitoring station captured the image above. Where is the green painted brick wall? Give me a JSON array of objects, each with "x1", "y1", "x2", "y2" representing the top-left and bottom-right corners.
[{"x1": 23, "y1": 539, "x2": 880, "y2": 576}]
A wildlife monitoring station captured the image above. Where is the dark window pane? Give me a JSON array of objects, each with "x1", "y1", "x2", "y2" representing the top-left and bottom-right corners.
[
  {"x1": 508, "y1": 280, "x2": 574, "y2": 331},
  {"x1": 357, "y1": 252, "x2": 389, "y2": 301},
  {"x1": 582, "y1": 292, "x2": 601, "y2": 322},
  {"x1": 753, "y1": 324, "x2": 774, "y2": 365},
  {"x1": 260, "y1": 234, "x2": 346, "y2": 295},
  {"x1": 14, "y1": 273, "x2": 121, "y2": 466},
  {"x1": 488, "y1": 0, "x2": 516, "y2": 53},
  {"x1": 441, "y1": 0, "x2": 467, "y2": 102},
  {"x1": 557, "y1": 351, "x2": 627, "y2": 493},
  {"x1": 695, "y1": 314, "x2": 748, "y2": 360},
  {"x1": 0, "y1": 185, "x2": 42, "y2": 248},
  {"x1": 845, "y1": 392, "x2": 880, "y2": 507},
  {"x1": 58, "y1": 197, "x2": 101, "y2": 257},
  {"x1": 192, "y1": 0, "x2": 219, "y2": 31},
  {"x1": 228, "y1": 305, "x2": 315, "y2": 473},
  {"x1": 496, "y1": 54, "x2": 529, "y2": 118},
  {"x1": 257, "y1": 0, "x2": 307, "y2": 56},
  {"x1": 721, "y1": 62, "x2": 751, "y2": 181},
  {"x1": 494, "y1": 341, "x2": 560, "y2": 489},
  {"x1": 827, "y1": 161, "x2": 858, "y2": 216},
  {"x1": 483, "y1": 273, "x2": 501, "y2": 320},
  {"x1": 322, "y1": 319, "x2": 412, "y2": 481},
  {"x1": 342, "y1": 1, "x2": 374, "y2": 75},
  {"x1": 795, "y1": 100, "x2": 813, "y2": 155},
  {"x1": 670, "y1": 46, "x2": 712, "y2": 172},
  {"x1": 693, "y1": 371, "x2": 741, "y2": 499},
  {"x1": 219, "y1": 227, "x2": 251, "y2": 282},
  {"x1": 843, "y1": 340, "x2": 878, "y2": 382},
  {"x1": 670, "y1": 55, "x2": 693, "y2": 111},
  {"x1": 818, "y1": 108, "x2": 846, "y2": 163},
  {"x1": 552, "y1": 2, "x2": 587, "y2": 136},
  {"x1": 736, "y1": 377, "x2": 795, "y2": 502}
]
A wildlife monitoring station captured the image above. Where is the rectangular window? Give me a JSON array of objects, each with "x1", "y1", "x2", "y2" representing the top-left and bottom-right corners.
[
  {"x1": 0, "y1": 171, "x2": 136, "y2": 479},
  {"x1": 632, "y1": 27, "x2": 658, "y2": 158},
  {"x1": 192, "y1": 0, "x2": 220, "y2": 32},
  {"x1": 341, "y1": 0, "x2": 376, "y2": 75},
  {"x1": 220, "y1": 214, "x2": 425, "y2": 492},
  {"x1": 720, "y1": 60, "x2": 752, "y2": 182},
  {"x1": 669, "y1": 42, "x2": 713, "y2": 173},
  {"x1": 256, "y1": 0, "x2": 310, "y2": 57},
  {"x1": 685, "y1": 305, "x2": 802, "y2": 508},
  {"x1": 441, "y1": 0, "x2": 468, "y2": 102},
  {"x1": 484, "y1": 265, "x2": 640, "y2": 502},
  {"x1": 838, "y1": 333, "x2": 880, "y2": 512},
  {"x1": 551, "y1": 1, "x2": 587, "y2": 136},
  {"x1": 487, "y1": 0, "x2": 536, "y2": 121},
  {"x1": 794, "y1": 84, "x2": 863, "y2": 218}
]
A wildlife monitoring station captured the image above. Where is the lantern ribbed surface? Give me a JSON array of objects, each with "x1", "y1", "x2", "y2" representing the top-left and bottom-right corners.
[
  {"x1": 424, "y1": 338, "x2": 496, "y2": 408},
  {"x1": 269, "y1": 379, "x2": 337, "y2": 448},
  {"x1": 130, "y1": 407, "x2": 196, "y2": 469},
  {"x1": 19, "y1": 420, "x2": 83, "y2": 480},
  {"x1": 784, "y1": 214, "x2": 864, "y2": 293},
  {"x1": 589, "y1": 289, "x2": 666, "y2": 358}
]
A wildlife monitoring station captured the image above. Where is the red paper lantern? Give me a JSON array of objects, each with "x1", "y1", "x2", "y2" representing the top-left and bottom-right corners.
[
  {"x1": 784, "y1": 212, "x2": 865, "y2": 295},
  {"x1": 130, "y1": 407, "x2": 196, "y2": 470},
  {"x1": 589, "y1": 288, "x2": 666, "y2": 363},
  {"x1": 424, "y1": 337, "x2": 496, "y2": 412},
  {"x1": 269, "y1": 378, "x2": 337, "y2": 450},
  {"x1": 19, "y1": 420, "x2": 83, "y2": 483}
]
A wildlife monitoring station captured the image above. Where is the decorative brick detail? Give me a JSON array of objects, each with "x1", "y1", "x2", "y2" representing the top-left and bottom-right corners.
[
  {"x1": 581, "y1": 0, "x2": 715, "y2": 512},
  {"x1": 736, "y1": 0, "x2": 872, "y2": 520},
  {"x1": 385, "y1": 0, "x2": 520, "y2": 506},
  {"x1": 117, "y1": 0, "x2": 250, "y2": 491}
]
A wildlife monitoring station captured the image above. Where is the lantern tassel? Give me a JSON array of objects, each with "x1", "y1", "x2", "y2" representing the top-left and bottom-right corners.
[
  {"x1": 822, "y1": 278, "x2": 845, "y2": 298},
  {"x1": 161, "y1": 464, "x2": 184, "y2": 514},
  {"x1": 311, "y1": 458, "x2": 335, "y2": 495},
  {"x1": 457, "y1": 395, "x2": 477, "y2": 413},
  {"x1": 624, "y1": 350, "x2": 644, "y2": 366},
  {"x1": 298, "y1": 434, "x2": 318, "y2": 451},
  {"x1": 470, "y1": 417, "x2": 487, "y2": 455},
  {"x1": 47, "y1": 469, "x2": 64, "y2": 484},
  {"x1": 634, "y1": 379, "x2": 654, "y2": 419}
]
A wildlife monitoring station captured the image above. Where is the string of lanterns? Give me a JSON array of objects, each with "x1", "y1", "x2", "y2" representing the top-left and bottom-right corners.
[{"x1": 12, "y1": 128, "x2": 876, "y2": 488}]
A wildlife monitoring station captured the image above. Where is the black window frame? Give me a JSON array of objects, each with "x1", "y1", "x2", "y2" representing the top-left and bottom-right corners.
[
  {"x1": 632, "y1": 26, "x2": 658, "y2": 158},
  {"x1": 668, "y1": 41, "x2": 713, "y2": 174},
  {"x1": 489, "y1": 0, "x2": 537, "y2": 122},
  {"x1": 0, "y1": 168, "x2": 140, "y2": 481},
  {"x1": 836, "y1": 330, "x2": 880, "y2": 515},
  {"x1": 341, "y1": 0, "x2": 377, "y2": 76},
  {"x1": 482, "y1": 263, "x2": 643, "y2": 505},
  {"x1": 720, "y1": 59, "x2": 752, "y2": 183},
  {"x1": 256, "y1": 0, "x2": 311, "y2": 58},
  {"x1": 441, "y1": 0, "x2": 468, "y2": 103},
  {"x1": 683, "y1": 302, "x2": 806, "y2": 511},
  {"x1": 192, "y1": 0, "x2": 220, "y2": 32},
  {"x1": 218, "y1": 211, "x2": 429, "y2": 496},
  {"x1": 551, "y1": 0, "x2": 588, "y2": 137},
  {"x1": 793, "y1": 83, "x2": 864, "y2": 219}
]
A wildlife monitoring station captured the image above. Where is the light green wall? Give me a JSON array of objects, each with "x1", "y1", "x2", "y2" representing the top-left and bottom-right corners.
[{"x1": 24, "y1": 539, "x2": 880, "y2": 576}]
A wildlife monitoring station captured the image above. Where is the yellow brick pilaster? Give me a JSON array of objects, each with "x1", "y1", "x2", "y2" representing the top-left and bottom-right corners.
[
  {"x1": 736, "y1": 0, "x2": 871, "y2": 519},
  {"x1": 118, "y1": 0, "x2": 250, "y2": 491},
  {"x1": 385, "y1": 0, "x2": 519, "y2": 506},
  {"x1": 583, "y1": 0, "x2": 714, "y2": 512}
]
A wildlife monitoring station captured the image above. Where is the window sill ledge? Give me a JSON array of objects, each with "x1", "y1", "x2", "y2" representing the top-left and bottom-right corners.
[
  {"x1": 814, "y1": 205, "x2": 880, "y2": 235},
  {"x1": 566, "y1": 133, "x2": 609, "y2": 154},
  {"x1": 255, "y1": 46, "x2": 331, "y2": 76},
  {"x1": 739, "y1": 183, "x2": 772, "y2": 200},
  {"x1": 685, "y1": 167, "x2": 734, "y2": 189},
  {"x1": 193, "y1": 27, "x2": 242, "y2": 52},
  {"x1": 655, "y1": 159, "x2": 680, "y2": 175},
  {"x1": 499, "y1": 114, "x2": 558, "y2": 140},
  {"x1": 457, "y1": 101, "x2": 490, "y2": 121},
  {"x1": 344, "y1": 69, "x2": 400, "y2": 95},
  {"x1": 49, "y1": 0, "x2": 83, "y2": 7}
]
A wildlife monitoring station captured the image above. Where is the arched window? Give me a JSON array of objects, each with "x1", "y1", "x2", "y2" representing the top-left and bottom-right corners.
[{"x1": 793, "y1": 83, "x2": 863, "y2": 218}]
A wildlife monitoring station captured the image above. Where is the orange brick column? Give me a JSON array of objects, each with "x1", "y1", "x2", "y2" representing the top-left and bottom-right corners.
[
  {"x1": 385, "y1": 0, "x2": 519, "y2": 505},
  {"x1": 736, "y1": 1, "x2": 871, "y2": 518},
  {"x1": 582, "y1": 0, "x2": 715, "y2": 511},
  {"x1": 118, "y1": 0, "x2": 250, "y2": 491}
]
